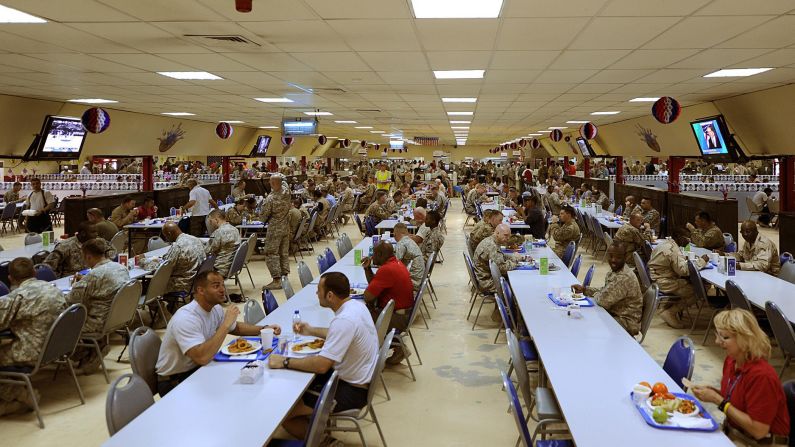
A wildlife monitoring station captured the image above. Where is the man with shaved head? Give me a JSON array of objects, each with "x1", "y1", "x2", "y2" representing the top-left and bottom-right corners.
[
  {"x1": 613, "y1": 212, "x2": 653, "y2": 268},
  {"x1": 158, "y1": 221, "x2": 206, "y2": 296},
  {"x1": 362, "y1": 241, "x2": 413, "y2": 333},
  {"x1": 474, "y1": 223, "x2": 519, "y2": 294},
  {"x1": 469, "y1": 209, "x2": 503, "y2": 255},
  {"x1": 736, "y1": 220, "x2": 780, "y2": 275},
  {"x1": 86, "y1": 208, "x2": 118, "y2": 242}
]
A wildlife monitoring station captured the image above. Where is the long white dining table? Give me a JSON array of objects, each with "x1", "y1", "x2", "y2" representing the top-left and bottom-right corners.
[
  {"x1": 0, "y1": 241, "x2": 53, "y2": 261},
  {"x1": 508, "y1": 246, "x2": 732, "y2": 447},
  {"x1": 700, "y1": 264, "x2": 795, "y2": 324},
  {"x1": 100, "y1": 240, "x2": 372, "y2": 446}
]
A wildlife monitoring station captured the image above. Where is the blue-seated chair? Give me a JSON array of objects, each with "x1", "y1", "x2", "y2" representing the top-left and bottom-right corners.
[
  {"x1": 34, "y1": 264, "x2": 57, "y2": 282},
  {"x1": 500, "y1": 370, "x2": 572, "y2": 447},
  {"x1": 569, "y1": 254, "x2": 582, "y2": 277},
  {"x1": 561, "y1": 241, "x2": 576, "y2": 268},
  {"x1": 662, "y1": 336, "x2": 695, "y2": 390},
  {"x1": 353, "y1": 213, "x2": 366, "y2": 236},
  {"x1": 316, "y1": 255, "x2": 329, "y2": 274},
  {"x1": 0, "y1": 280, "x2": 9, "y2": 296},
  {"x1": 364, "y1": 217, "x2": 377, "y2": 237},
  {"x1": 324, "y1": 247, "x2": 336, "y2": 268},
  {"x1": 497, "y1": 281, "x2": 534, "y2": 353},
  {"x1": 269, "y1": 371, "x2": 339, "y2": 447},
  {"x1": 262, "y1": 289, "x2": 279, "y2": 314},
  {"x1": 582, "y1": 264, "x2": 595, "y2": 288},
  {"x1": 452, "y1": 185, "x2": 463, "y2": 197}
]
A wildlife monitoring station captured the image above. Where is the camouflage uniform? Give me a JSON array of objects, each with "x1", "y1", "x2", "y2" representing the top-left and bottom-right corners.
[
  {"x1": 339, "y1": 187, "x2": 354, "y2": 214},
  {"x1": 358, "y1": 184, "x2": 376, "y2": 211},
  {"x1": 642, "y1": 208, "x2": 661, "y2": 234},
  {"x1": 395, "y1": 236, "x2": 425, "y2": 292},
  {"x1": 469, "y1": 220, "x2": 497, "y2": 254},
  {"x1": 366, "y1": 201, "x2": 390, "y2": 225},
  {"x1": 44, "y1": 237, "x2": 115, "y2": 278},
  {"x1": 547, "y1": 220, "x2": 580, "y2": 259},
  {"x1": 288, "y1": 207, "x2": 304, "y2": 254},
  {"x1": 314, "y1": 197, "x2": 331, "y2": 237},
  {"x1": 614, "y1": 223, "x2": 652, "y2": 267},
  {"x1": 474, "y1": 235, "x2": 518, "y2": 293},
  {"x1": 420, "y1": 226, "x2": 445, "y2": 263},
  {"x1": 623, "y1": 204, "x2": 643, "y2": 219},
  {"x1": 231, "y1": 185, "x2": 247, "y2": 199},
  {"x1": 591, "y1": 192, "x2": 610, "y2": 210},
  {"x1": 0, "y1": 278, "x2": 65, "y2": 412},
  {"x1": 428, "y1": 193, "x2": 445, "y2": 212},
  {"x1": 561, "y1": 184, "x2": 574, "y2": 198},
  {"x1": 67, "y1": 259, "x2": 130, "y2": 335},
  {"x1": 464, "y1": 189, "x2": 483, "y2": 214},
  {"x1": 737, "y1": 233, "x2": 780, "y2": 276},
  {"x1": 206, "y1": 222, "x2": 240, "y2": 278},
  {"x1": 3, "y1": 190, "x2": 19, "y2": 203},
  {"x1": 546, "y1": 192, "x2": 562, "y2": 215},
  {"x1": 225, "y1": 206, "x2": 245, "y2": 226},
  {"x1": 109, "y1": 204, "x2": 136, "y2": 228},
  {"x1": 690, "y1": 224, "x2": 725, "y2": 250},
  {"x1": 160, "y1": 233, "x2": 206, "y2": 293},
  {"x1": 260, "y1": 188, "x2": 291, "y2": 279},
  {"x1": 648, "y1": 238, "x2": 706, "y2": 308},
  {"x1": 584, "y1": 265, "x2": 643, "y2": 335}
]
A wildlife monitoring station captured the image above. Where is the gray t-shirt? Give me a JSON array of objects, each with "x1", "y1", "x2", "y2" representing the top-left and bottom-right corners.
[{"x1": 156, "y1": 300, "x2": 236, "y2": 376}]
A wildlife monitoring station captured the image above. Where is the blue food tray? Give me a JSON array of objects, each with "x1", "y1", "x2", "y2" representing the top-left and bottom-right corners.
[
  {"x1": 547, "y1": 293, "x2": 595, "y2": 307},
  {"x1": 630, "y1": 392, "x2": 719, "y2": 432},
  {"x1": 213, "y1": 337, "x2": 278, "y2": 362},
  {"x1": 501, "y1": 245, "x2": 527, "y2": 254},
  {"x1": 515, "y1": 264, "x2": 538, "y2": 271},
  {"x1": 350, "y1": 282, "x2": 367, "y2": 299}
]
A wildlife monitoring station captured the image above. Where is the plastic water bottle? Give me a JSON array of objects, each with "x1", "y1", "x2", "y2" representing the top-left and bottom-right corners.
[
  {"x1": 242, "y1": 216, "x2": 248, "y2": 226},
  {"x1": 292, "y1": 310, "x2": 301, "y2": 341}
]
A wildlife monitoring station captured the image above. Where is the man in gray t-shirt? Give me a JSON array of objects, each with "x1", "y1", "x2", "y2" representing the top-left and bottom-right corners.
[
  {"x1": 393, "y1": 223, "x2": 424, "y2": 291},
  {"x1": 155, "y1": 270, "x2": 280, "y2": 396}
]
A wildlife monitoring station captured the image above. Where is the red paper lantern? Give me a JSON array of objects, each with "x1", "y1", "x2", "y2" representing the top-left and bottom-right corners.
[
  {"x1": 550, "y1": 129, "x2": 563, "y2": 142},
  {"x1": 652, "y1": 96, "x2": 681, "y2": 124},
  {"x1": 235, "y1": 0, "x2": 252, "y2": 13},
  {"x1": 216, "y1": 122, "x2": 233, "y2": 139},
  {"x1": 340, "y1": 138, "x2": 351, "y2": 148},
  {"x1": 510, "y1": 142, "x2": 518, "y2": 150},
  {"x1": 318, "y1": 135, "x2": 327, "y2": 145},
  {"x1": 579, "y1": 122, "x2": 598, "y2": 140},
  {"x1": 518, "y1": 139, "x2": 528, "y2": 148},
  {"x1": 81, "y1": 107, "x2": 111, "y2": 134},
  {"x1": 530, "y1": 139, "x2": 541, "y2": 150}
]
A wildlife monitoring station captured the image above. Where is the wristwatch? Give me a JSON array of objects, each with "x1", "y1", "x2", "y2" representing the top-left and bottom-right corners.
[{"x1": 283, "y1": 357, "x2": 290, "y2": 369}]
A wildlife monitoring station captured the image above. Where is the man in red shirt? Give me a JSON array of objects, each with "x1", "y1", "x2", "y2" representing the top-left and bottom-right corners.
[
  {"x1": 362, "y1": 241, "x2": 414, "y2": 333},
  {"x1": 137, "y1": 197, "x2": 158, "y2": 219}
]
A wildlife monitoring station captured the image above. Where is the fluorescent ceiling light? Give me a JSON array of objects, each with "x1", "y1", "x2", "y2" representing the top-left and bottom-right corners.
[
  {"x1": 450, "y1": 120, "x2": 471, "y2": 124},
  {"x1": 284, "y1": 123, "x2": 308, "y2": 128},
  {"x1": 591, "y1": 111, "x2": 620, "y2": 115},
  {"x1": 527, "y1": 133, "x2": 542, "y2": 136},
  {"x1": 370, "y1": 130, "x2": 385, "y2": 133},
  {"x1": 537, "y1": 130, "x2": 552, "y2": 133},
  {"x1": 334, "y1": 120, "x2": 357, "y2": 124},
  {"x1": 566, "y1": 121, "x2": 589, "y2": 124},
  {"x1": 451, "y1": 126, "x2": 470, "y2": 129},
  {"x1": 0, "y1": 5, "x2": 46, "y2": 23},
  {"x1": 162, "y1": 112, "x2": 195, "y2": 116},
  {"x1": 412, "y1": 0, "x2": 503, "y2": 18},
  {"x1": 221, "y1": 120, "x2": 244, "y2": 124},
  {"x1": 548, "y1": 126, "x2": 568, "y2": 130},
  {"x1": 433, "y1": 70, "x2": 485, "y2": 79},
  {"x1": 304, "y1": 111, "x2": 333, "y2": 116},
  {"x1": 355, "y1": 126, "x2": 373, "y2": 129},
  {"x1": 703, "y1": 68, "x2": 773, "y2": 78},
  {"x1": 447, "y1": 111, "x2": 474, "y2": 116},
  {"x1": 628, "y1": 97, "x2": 660, "y2": 103},
  {"x1": 254, "y1": 97, "x2": 293, "y2": 103},
  {"x1": 259, "y1": 126, "x2": 278, "y2": 129},
  {"x1": 442, "y1": 97, "x2": 477, "y2": 103},
  {"x1": 157, "y1": 71, "x2": 222, "y2": 80},
  {"x1": 68, "y1": 98, "x2": 117, "y2": 104}
]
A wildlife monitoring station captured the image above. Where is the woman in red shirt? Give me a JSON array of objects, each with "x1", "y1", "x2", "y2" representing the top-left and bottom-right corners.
[{"x1": 693, "y1": 309, "x2": 790, "y2": 446}]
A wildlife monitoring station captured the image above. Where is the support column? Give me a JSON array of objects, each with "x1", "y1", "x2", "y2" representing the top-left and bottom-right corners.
[
  {"x1": 221, "y1": 156, "x2": 230, "y2": 183},
  {"x1": 269, "y1": 156, "x2": 277, "y2": 172},
  {"x1": 615, "y1": 156, "x2": 624, "y2": 184},
  {"x1": 781, "y1": 156, "x2": 795, "y2": 212},
  {"x1": 668, "y1": 156, "x2": 685, "y2": 193},
  {"x1": 583, "y1": 158, "x2": 591, "y2": 179},
  {"x1": 141, "y1": 156, "x2": 154, "y2": 191},
  {"x1": 651, "y1": 157, "x2": 659, "y2": 165}
]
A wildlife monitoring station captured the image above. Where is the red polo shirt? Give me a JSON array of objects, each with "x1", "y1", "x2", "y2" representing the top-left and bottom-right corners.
[
  {"x1": 366, "y1": 256, "x2": 414, "y2": 311},
  {"x1": 721, "y1": 356, "x2": 790, "y2": 436}
]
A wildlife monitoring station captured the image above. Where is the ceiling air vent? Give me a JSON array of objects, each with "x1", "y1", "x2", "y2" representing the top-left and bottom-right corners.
[{"x1": 184, "y1": 34, "x2": 261, "y2": 47}]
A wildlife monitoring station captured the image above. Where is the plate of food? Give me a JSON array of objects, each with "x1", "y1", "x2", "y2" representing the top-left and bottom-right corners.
[
  {"x1": 646, "y1": 393, "x2": 679, "y2": 414},
  {"x1": 221, "y1": 338, "x2": 262, "y2": 356},
  {"x1": 674, "y1": 397, "x2": 700, "y2": 417},
  {"x1": 350, "y1": 287, "x2": 366, "y2": 297},
  {"x1": 291, "y1": 337, "x2": 325, "y2": 355}
]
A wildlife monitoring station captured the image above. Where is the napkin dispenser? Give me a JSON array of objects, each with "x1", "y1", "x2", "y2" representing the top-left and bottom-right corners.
[{"x1": 717, "y1": 256, "x2": 736, "y2": 276}]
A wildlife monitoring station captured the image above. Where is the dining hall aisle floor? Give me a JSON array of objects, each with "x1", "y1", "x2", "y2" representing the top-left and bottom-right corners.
[{"x1": 0, "y1": 202, "x2": 787, "y2": 446}]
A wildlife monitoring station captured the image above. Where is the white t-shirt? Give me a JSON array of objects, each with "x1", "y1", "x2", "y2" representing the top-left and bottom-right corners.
[
  {"x1": 156, "y1": 300, "x2": 236, "y2": 376},
  {"x1": 752, "y1": 191, "x2": 768, "y2": 208},
  {"x1": 189, "y1": 185, "x2": 212, "y2": 216},
  {"x1": 26, "y1": 189, "x2": 55, "y2": 212},
  {"x1": 415, "y1": 224, "x2": 430, "y2": 241},
  {"x1": 319, "y1": 299, "x2": 379, "y2": 385}
]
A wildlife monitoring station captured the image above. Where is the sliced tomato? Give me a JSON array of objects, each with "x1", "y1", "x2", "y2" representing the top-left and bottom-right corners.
[{"x1": 652, "y1": 382, "x2": 668, "y2": 395}]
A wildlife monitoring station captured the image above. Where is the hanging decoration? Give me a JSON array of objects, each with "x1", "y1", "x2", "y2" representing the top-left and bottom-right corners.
[
  {"x1": 340, "y1": 138, "x2": 351, "y2": 148},
  {"x1": 651, "y1": 96, "x2": 681, "y2": 124},
  {"x1": 215, "y1": 122, "x2": 234, "y2": 139},
  {"x1": 235, "y1": 0, "x2": 253, "y2": 13},
  {"x1": 518, "y1": 139, "x2": 528, "y2": 148},
  {"x1": 550, "y1": 129, "x2": 563, "y2": 142},
  {"x1": 635, "y1": 124, "x2": 661, "y2": 152},
  {"x1": 564, "y1": 135, "x2": 571, "y2": 142},
  {"x1": 510, "y1": 142, "x2": 518, "y2": 150},
  {"x1": 281, "y1": 136, "x2": 294, "y2": 147},
  {"x1": 360, "y1": 140, "x2": 367, "y2": 148},
  {"x1": 157, "y1": 123, "x2": 186, "y2": 152},
  {"x1": 318, "y1": 134, "x2": 327, "y2": 145},
  {"x1": 81, "y1": 107, "x2": 111, "y2": 134},
  {"x1": 579, "y1": 122, "x2": 598, "y2": 140},
  {"x1": 530, "y1": 139, "x2": 541, "y2": 150}
]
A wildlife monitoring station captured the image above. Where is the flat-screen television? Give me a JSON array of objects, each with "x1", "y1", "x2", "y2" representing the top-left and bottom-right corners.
[
  {"x1": 690, "y1": 115, "x2": 738, "y2": 160},
  {"x1": 33, "y1": 116, "x2": 87, "y2": 159},
  {"x1": 575, "y1": 137, "x2": 594, "y2": 157},
  {"x1": 281, "y1": 117, "x2": 318, "y2": 136},
  {"x1": 249, "y1": 135, "x2": 271, "y2": 157}
]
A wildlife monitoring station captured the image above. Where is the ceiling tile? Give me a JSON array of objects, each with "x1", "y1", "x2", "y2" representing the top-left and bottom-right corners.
[
  {"x1": 489, "y1": 51, "x2": 560, "y2": 70},
  {"x1": 93, "y1": 53, "x2": 195, "y2": 71},
  {"x1": 304, "y1": 0, "x2": 411, "y2": 19},
  {"x1": 377, "y1": 71, "x2": 434, "y2": 84},
  {"x1": 96, "y1": 0, "x2": 224, "y2": 21},
  {"x1": 327, "y1": 20, "x2": 420, "y2": 52},
  {"x1": 585, "y1": 69, "x2": 655, "y2": 83},
  {"x1": 569, "y1": 17, "x2": 681, "y2": 50},
  {"x1": 503, "y1": 0, "x2": 609, "y2": 17},
  {"x1": 533, "y1": 70, "x2": 599, "y2": 83},
  {"x1": 239, "y1": 21, "x2": 350, "y2": 52},
  {"x1": 549, "y1": 50, "x2": 632, "y2": 70},
  {"x1": 358, "y1": 52, "x2": 429, "y2": 71},
  {"x1": 292, "y1": 52, "x2": 370, "y2": 71},
  {"x1": 223, "y1": 52, "x2": 311, "y2": 71},
  {"x1": 643, "y1": 16, "x2": 771, "y2": 49},
  {"x1": 668, "y1": 49, "x2": 772, "y2": 69},
  {"x1": 609, "y1": 49, "x2": 700, "y2": 69},
  {"x1": 716, "y1": 16, "x2": 795, "y2": 49},
  {"x1": 497, "y1": 18, "x2": 589, "y2": 50},
  {"x1": 694, "y1": 0, "x2": 795, "y2": 15},
  {"x1": 5, "y1": 23, "x2": 137, "y2": 53},
  {"x1": 485, "y1": 70, "x2": 541, "y2": 83},
  {"x1": 415, "y1": 19, "x2": 499, "y2": 51},
  {"x1": 198, "y1": 0, "x2": 319, "y2": 20},
  {"x1": 426, "y1": 51, "x2": 492, "y2": 70},
  {"x1": 598, "y1": 0, "x2": 710, "y2": 16},
  {"x1": 3, "y1": 0, "x2": 136, "y2": 22},
  {"x1": 732, "y1": 49, "x2": 795, "y2": 68}
]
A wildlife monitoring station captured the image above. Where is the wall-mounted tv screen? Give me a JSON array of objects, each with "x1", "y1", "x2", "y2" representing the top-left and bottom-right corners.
[
  {"x1": 281, "y1": 117, "x2": 318, "y2": 136},
  {"x1": 575, "y1": 137, "x2": 594, "y2": 157},
  {"x1": 36, "y1": 116, "x2": 87, "y2": 159},
  {"x1": 249, "y1": 135, "x2": 271, "y2": 157},
  {"x1": 690, "y1": 115, "x2": 732, "y2": 157}
]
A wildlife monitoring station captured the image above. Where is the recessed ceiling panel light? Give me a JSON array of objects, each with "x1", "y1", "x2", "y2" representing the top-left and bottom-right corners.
[
  {"x1": 412, "y1": 0, "x2": 503, "y2": 18},
  {"x1": 449, "y1": 120, "x2": 471, "y2": 124},
  {"x1": 703, "y1": 68, "x2": 772, "y2": 78},
  {"x1": 68, "y1": 98, "x2": 118, "y2": 104},
  {"x1": 304, "y1": 111, "x2": 333, "y2": 116},
  {"x1": 451, "y1": 126, "x2": 470, "y2": 129},
  {"x1": 442, "y1": 97, "x2": 477, "y2": 103},
  {"x1": 259, "y1": 126, "x2": 278, "y2": 129},
  {"x1": 548, "y1": 126, "x2": 568, "y2": 130},
  {"x1": 334, "y1": 120, "x2": 357, "y2": 124},
  {"x1": 527, "y1": 133, "x2": 542, "y2": 136},
  {"x1": 591, "y1": 111, "x2": 620, "y2": 115},
  {"x1": 162, "y1": 112, "x2": 195, "y2": 116},
  {"x1": 221, "y1": 120, "x2": 244, "y2": 124},
  {"x1": 434, "y1": 70, "x2": 485, "y2": 79},
  {"x1": 254, "y1": 97, "x2": 293, "y2": 103},
  {"x1": 565, "y1": 120, "x2": 589, "y2": 124},
  {"x1": 537, "y1": 130, "x2": 552, "y2": 133},
  {"x1": 628, "y1": 97, "x2": 660, "y2": 102},
  {"x1": 0, "y1": 5, "x2": 46, "y2": 23},
  {"x1": 157, "y1": 71, "x2": 222, "y2": 80},
  {"x1": 355, "y1": 126, "x2": 373, "y2": 129},
  {"x1": 370, "y1": 130, "x2": 385, "y2": 133},
  {"x1": 447, "y1": 111, "x2": 474, "y2": 116}
]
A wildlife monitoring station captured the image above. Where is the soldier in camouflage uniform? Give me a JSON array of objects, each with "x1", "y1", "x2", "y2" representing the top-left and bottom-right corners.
[
  {"x1": 640, "y1": 198, "x2": 661, "y2": 234},
  {"x1": 648, "y1": 227, "x2": 709, "y2": 329},
  {"x1": 157, "y1": 222, "x2": 206, "y2": 295},
  {"x1": 420, "y1": 210, "x2": 446, "y2": 263},
  {"x1": 225, "y1": 199, "x2": 247, "y2": 226},
  {"x1": 394, "y1": 223, "x2": 425, "y2": 292},
  {"x1": 559, "y1": 179, "x2": 574, "y2": 199},
  {"x1": 547, "y1": 205, "x2": 581, "y2": 259},
  {"x1": 469, "y1": 210, "x2": 502, "y2": 254},
  {"x1": 337, "y1": 183, "x2": 354, "y2": 224},
  {"x1": 614, "y1": 213, "x2": 653, "y2": 268},
  {"x1": 686, "y1": 211, "x2": 725, "y2": 250},
  {"x1": 357, "y1": 176, "x2": 377, "y2": 212},
  {"x1": 261, "y1": 175, "x2": 292, "y2": 290},
  {"x1": 288, "y1": 198, "x2": 305, "y2": 255},
  {"x1": 312, "y1": 189, "x2": 332, "y2": 238},
  {"x1": 737, "y1": 220, "x2": 780, "y2": 275},
  {"x1": 205, "y1": 209, "x2": 241, "y2": 278},
  {"x1": 0, "y1": 258, "x2": 66, "y2": 415},
  {"x1": 572, "y1": 242, "x2": 643, "y2": 335},
  {"x1": 590, "y1": 186, "x2": 610, "y2": 210},
  {"x1": 622, "y1": 195, "x2": 643, "y2": 219},
  {"x1": 366, "y1": 190, "x2": 390, "y2": 226},
  {"x1": 474, "y1": 224, "x2": 518, "y2": 293},
  {"x1": 67, "y1": 239, "x2": 130, "y2": 373},
  {"x1": 44, "y1": 221, "x2": 114, "y2": 277},
  {"x1": 465, "y1": 184, "x2": 487, "y2": 215},
  {"x1": 546, "y1": 185, "x2": 562, "y2": 215}
]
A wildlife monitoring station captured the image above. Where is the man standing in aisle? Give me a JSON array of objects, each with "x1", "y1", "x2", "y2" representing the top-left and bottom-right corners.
[
  {"x1": 261, "y1": 175, "x2": 292, "y2": 290},
  {"x1": 547, "y1": 205, "x2": 580, "y2": 260},
  {"x1": 375, "y1": 163, "x2": 392, "y2": 191},
  {"x1": 24, "y1": 178, "x2": 55, "y2": 233},
  {"x1": 183, "y1": 179, "x2": 217, "y2": 237}
]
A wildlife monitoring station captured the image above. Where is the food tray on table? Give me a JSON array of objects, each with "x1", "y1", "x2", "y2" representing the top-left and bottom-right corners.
[
  {"x1": 515, "y1": 261, "x2": 538, "y2": 271},
  {"x1": 214, "y1": 337, "x2": 277, "y2": 362},
  {"x1": 349, "y1": 283, "x2": 367, "y2": 299},
  {"x1": 501, "y1": 245, "x2": 526, "y2": 254},
  {"x1": 547, "y1": 293, "x2": 595, "y2": 307},
  {"x1": 631, "y1": 392, "x2": 719, "y2": 432}
]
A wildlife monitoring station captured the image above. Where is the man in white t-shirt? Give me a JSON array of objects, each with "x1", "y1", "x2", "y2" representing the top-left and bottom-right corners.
[
  {"x1": 752, "y1": 187, "x2": 774, "y2": 226},
  {"x1": 183, "y1": 179, "x2": 217, "y2": 237},
  {"x1": 269, "y1": 271, "x2": 379, "y2": 440},
  {"x1": 155, "y1": 270, "x2": 280, "y2": 396}
]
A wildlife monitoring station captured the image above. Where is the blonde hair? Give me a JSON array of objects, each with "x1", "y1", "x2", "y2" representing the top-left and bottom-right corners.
[{"x1": 713, "y1": 309, "x2": 771, "y2": 361}]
